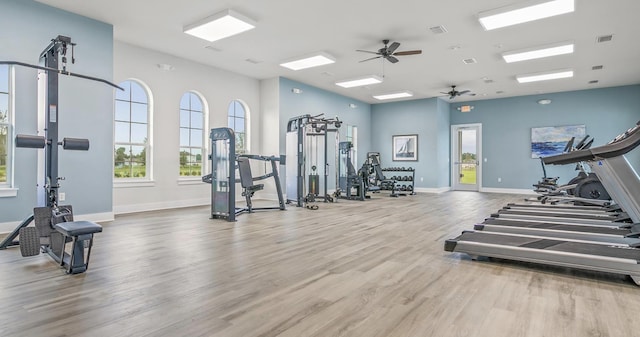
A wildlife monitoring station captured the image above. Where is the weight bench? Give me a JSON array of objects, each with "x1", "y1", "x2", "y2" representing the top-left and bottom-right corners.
[
  {"x1": 18, "y1": 206, "x2": 103, "y2": 274},
  {"x1": 53, "y1": 221, "x2": 102, "y2": 274}
]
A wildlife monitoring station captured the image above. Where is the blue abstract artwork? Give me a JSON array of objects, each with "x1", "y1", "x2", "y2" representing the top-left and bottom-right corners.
[{"x1": 531, "y1": 125, "x2": 586, "y2": 158}]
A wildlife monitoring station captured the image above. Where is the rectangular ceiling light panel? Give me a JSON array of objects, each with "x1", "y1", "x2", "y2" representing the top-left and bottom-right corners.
[
  {"x1": 184, "y1": 9, "x2": 256, "y2": 42},
  {"x1": 335, "y1": 75, "x2": 383, "y2": 88},
  {"x1": 516, "y1": 69, "x2": 573, "y2": 83},
  {"x1": 373, "y1": 91, "x2": 413, "y2": 100},
  {"x1": 478, "y1": 0, "x2": 574, "y2": 30},
  {"x1": 280, "y1": 52, "x2": 336, "y2": 71},
  {"x1": 502, "y1": 42, "x2": 574, "y2": 63}
]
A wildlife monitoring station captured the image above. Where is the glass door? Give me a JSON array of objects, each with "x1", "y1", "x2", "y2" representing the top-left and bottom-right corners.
[{"x1": 452, "y1": 124, "x2": 481, "y2": 191}]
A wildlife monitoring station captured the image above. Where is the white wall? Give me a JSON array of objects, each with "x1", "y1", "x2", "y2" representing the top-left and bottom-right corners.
[{"x1": 113, "y1": 41, "x2": 261, "y2": 214}]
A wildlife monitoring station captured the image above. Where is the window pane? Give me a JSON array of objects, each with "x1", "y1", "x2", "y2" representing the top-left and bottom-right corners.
[
  {"x1": 0, "y1": 125, "x2": 6, "y2": 183},
  {"x1": 131, "y1": 145, "x2": 145, "y2": 162},
  {"x1": 179, "y1": 147, "x2": 190, "y2": 176},
  {"x1": 228, "y1": 116, "x2": 234, "y2": 129},
  {"x1": 0, "y1": 94, "x2": 8, "y2": 121},
  {"x1": 236, "y1": 132, "x2": 245, "y2": 153},
  {"x1": 190, "y1": 129, "x2": 202, "y2": 147},
  {"x1": 234, "y1": 101, "x2": 244, "y2": 117},
  {"x1": 131, "y1": 102, "x2": 147, "y2": 123},
  {"x1": 114, "y1": 121, "x2": 130, "y2": 143},
  {"x1": 235, "y1": 117, "x2": 245, "y2": 133},
  {"x1": 191, "y1": 148, "x2": 202, "y2": 164},
  {"x1": 228, "y1": 102, "x2": 235, "y2": 117},
  {"x1": 191, "y1": 95, "x2": 203, "y2": 112},
  {"x1": 180, "y1": 93, "x2": 190, "y2": 109},
  {"x1": 114, "y1": 145, "x2": 129, "y2": 178},
  {"x1": 130, "y1": 123, "x2": 147, "y2": 143},
  {"x1": 131, "y1": 145, "x2": 146, "y2": 178},
  {"x1": 115, "y1": 81, "x2": 130, "y2": 101},
  {"x1": 114, "y1": 100, "x2": 130, "y2": 122},
  {"x1": 180, "y1": 110, "x2": 190, "y2": 128},
  {"x1": 191, "y1": 111, "x2": 203, "y2": 129},
  {"x1": 180, "y1": 128, "x2": 190, "y2": 147},
  {"x1": 130, "y1": 82, "x2": 147, "y2": 104}
]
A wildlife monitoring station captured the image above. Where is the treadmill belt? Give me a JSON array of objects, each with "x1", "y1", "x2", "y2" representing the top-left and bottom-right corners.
[
  {"x1": 521, "y1": 239, "x2": 564, "y2": 249},
  {"x1": 498, "y1": 209, "x2": 616, "y2": 220},
  {"x1": 482, "y1": 219, "x2": 629, "y2": 235},
  {"x1": 458, "y1": 232, "x2": 640, "y2": 260}
]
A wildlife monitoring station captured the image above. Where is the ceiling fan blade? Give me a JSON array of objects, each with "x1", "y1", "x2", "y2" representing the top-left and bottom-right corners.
[
  {"x1": 387, "y1": 42, "x2": 400, "y2": 54},
  {"x1": 359, "y1": 56, "x2": 382, "y2": 63},
  {"x1": 394, "y1": 50, "x2": 422, "y2": 56},
  {"x1": 458, "y1": 90, "x2": 471, "y2": 95},
  {"x1": 356, "y1": 49, "x2": 379, "y2": 55},
  {"x1": 386, "y1": 56, "x2": 399, "y2": 63}
]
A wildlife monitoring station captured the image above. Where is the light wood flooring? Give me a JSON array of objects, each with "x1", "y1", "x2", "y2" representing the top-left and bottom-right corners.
[{"x1": 1, "y1": 191, "x2": 640, "y2": 337}]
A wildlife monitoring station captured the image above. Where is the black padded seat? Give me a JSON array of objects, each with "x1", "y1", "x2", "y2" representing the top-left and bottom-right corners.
[{"x1": 55, "y1": 221, "x2": 102, "y2": 236}]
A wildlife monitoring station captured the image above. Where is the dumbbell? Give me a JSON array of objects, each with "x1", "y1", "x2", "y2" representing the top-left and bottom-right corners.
[{"x1": 407, "y1": 185, "x2": 413, "y2": 192}]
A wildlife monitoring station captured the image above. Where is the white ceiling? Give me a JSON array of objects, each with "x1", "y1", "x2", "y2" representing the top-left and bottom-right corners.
[{"x1": 36, "y1": 0, "x2": 640, "y2": 104}]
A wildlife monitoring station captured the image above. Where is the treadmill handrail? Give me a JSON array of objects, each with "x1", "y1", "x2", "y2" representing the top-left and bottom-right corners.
[{"x1": 543, "y1": 121, "x2": 640, "y2": 165}]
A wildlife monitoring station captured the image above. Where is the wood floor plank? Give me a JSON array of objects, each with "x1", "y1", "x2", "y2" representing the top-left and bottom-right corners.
[{"x1": 2, "y1": 191, "x2": 640, "y2": 337}]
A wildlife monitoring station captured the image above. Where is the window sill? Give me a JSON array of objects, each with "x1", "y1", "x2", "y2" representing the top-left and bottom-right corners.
[
  {"x1": 0, "y1": 188, "x2": 19, "y2": 198},
  {"x1": 114, "y1": 180, "x2": 156, "y2": 188},
  {"x1": 177, "y1": 178, "x2": 205, "y2": 186}
]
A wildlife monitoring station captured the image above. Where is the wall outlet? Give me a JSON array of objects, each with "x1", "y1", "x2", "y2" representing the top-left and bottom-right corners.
[
  {"x1": 59, "y1": 192, "x2": 66, "y2": 201},
  {"x1": 484, "y1": 158, "x2": 487, "y2": 162},
  {"x1": 497, "y1": 178, "x2": 502, "y2": 183},
  {"x1": 420, "y1": 177, "x2": 424, "y2": 182}
]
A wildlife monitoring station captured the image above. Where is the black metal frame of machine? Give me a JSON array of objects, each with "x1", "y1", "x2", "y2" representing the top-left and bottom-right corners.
[{"x1": 0, "y1": 36, "x2": 119, "y2": 274}]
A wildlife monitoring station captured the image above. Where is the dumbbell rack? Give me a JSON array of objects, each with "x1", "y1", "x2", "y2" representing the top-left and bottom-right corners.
[{"x1": 380, "y1": 167, "x2": 416, "y2": 195}]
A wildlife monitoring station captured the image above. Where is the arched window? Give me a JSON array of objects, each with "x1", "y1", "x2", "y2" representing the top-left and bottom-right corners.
[
  {"x1": 114, "y1": 80, "x2": 151, "y2": 179},
  {"x1": 0, "y1": 65, "x2": 11, "y2": 188},
  {"x1": 228, "y1": 100, "x2": 248, "y2": 154},
  {"x1": 179, "y1": 92, "x2": 205, "y2": 177}
]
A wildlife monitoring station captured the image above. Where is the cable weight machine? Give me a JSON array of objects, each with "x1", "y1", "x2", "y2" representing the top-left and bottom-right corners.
[
  {"x1": 0, "y1": 36, "x2": 121, "y2": 273},
  {"x1": 285, "y1": 114, "x2": 342, "y2": 207}
]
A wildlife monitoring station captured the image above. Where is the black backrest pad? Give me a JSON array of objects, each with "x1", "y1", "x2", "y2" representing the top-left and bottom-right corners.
[{"x1": 237, "y1": 157, "x2": 254, "y2": 188}]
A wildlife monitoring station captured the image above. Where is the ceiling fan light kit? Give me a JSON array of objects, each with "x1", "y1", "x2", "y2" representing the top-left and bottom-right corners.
[
  {"x1": 335, "y1": 75, "x2": 383, "y2": 88},
  {"x1": 441, "y1": 85, "x2": 475, "y2": 99},
  {"x1": 183, "y1": 9, "x2": 256, "y2": 42},
  {"x1": 478, "y1": 0, "x2": 574, "y2": 31},
  {"x1": 280, "y1": 52, "x2": 336, "y2": 70},
  {"x1": 357, "y1": 39, "x2": 422, "y2": 64}
]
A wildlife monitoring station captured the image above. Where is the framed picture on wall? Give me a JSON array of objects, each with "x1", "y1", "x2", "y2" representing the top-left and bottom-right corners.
[
  {"x1": 531, "y1": 124, "x2": 585, "y2": 158},
  {"x1": 392, "y1": 134, "x2": 418, "y2": 161}
]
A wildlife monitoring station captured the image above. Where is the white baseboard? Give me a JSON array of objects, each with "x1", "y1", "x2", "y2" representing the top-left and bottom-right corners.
[
  {"x1": 114, "y1": 198, "x2": 210, "y2": 215},
  {"x1": 480, "y1": 187, "x2": 538, "y2": 195},
  {"x1": 0, "y1": 211, "x2": 115, "y2": 235},
  {"x1": 414, "y1": 187, "x2": 451, "y2": 194}
]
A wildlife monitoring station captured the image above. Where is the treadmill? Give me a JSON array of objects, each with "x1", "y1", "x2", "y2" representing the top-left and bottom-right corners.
[{"x1": 445, "y1": 121, "x2": 640, "y2": 285}]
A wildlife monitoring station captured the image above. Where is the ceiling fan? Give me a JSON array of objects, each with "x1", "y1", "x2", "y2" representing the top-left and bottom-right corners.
[
  {"x1": 441, "y1": 85, "x2": 475, "y2": 99},
  {"x1": 357, "y1": 39, "x2": 422, "y2": 64}
]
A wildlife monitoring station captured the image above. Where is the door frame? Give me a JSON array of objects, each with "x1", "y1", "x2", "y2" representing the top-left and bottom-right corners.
[{"x1": 451, "y1": 123, "x2": 482, "y2": 191}]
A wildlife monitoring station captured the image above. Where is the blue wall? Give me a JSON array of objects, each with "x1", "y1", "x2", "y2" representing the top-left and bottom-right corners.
[
  {"x1": 450, "y1": 85, "x2": 640, "y2": 189},
  {"x1": 278, "y1": 80, "x2": 639, "y2": 192},
  {"x1": 371, "y1": 98, "x2": 451, "y2": 189},
  {"x1": 0, "y1": 0, "x2": 114, "y2": 222}
]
